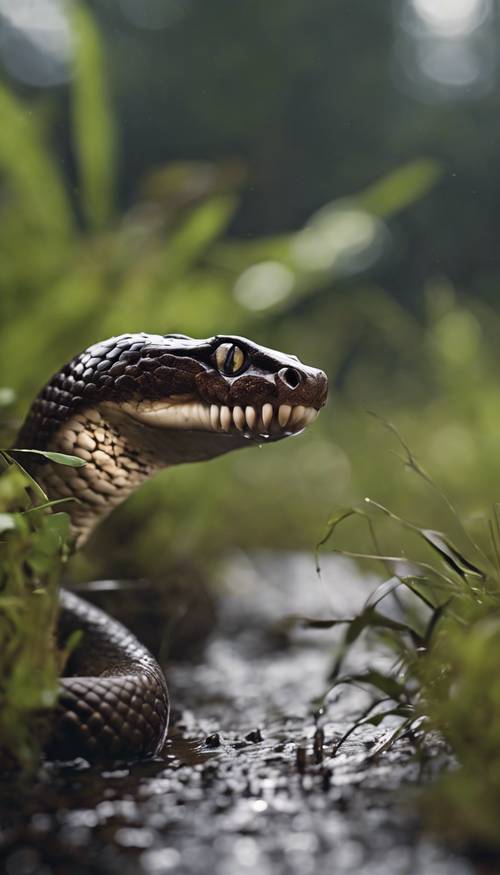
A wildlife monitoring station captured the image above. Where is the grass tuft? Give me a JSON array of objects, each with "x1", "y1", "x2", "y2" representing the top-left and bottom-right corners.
[
  {"x1": 0, "y1": 450, "x2": 76, "y2": 768},
  {"x1": 311, "y1": 422, "x2": 500, "y2": 851}
]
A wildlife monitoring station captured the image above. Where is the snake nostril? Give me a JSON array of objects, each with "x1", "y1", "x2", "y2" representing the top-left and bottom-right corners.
[{"x1": 279, "y1": 367, "x2": 302, "y2": 389}]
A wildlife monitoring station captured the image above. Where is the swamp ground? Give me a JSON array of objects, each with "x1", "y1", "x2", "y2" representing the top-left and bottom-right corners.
[{"x1": 0, "y1": 553, "x2": 482, "y2": 875}]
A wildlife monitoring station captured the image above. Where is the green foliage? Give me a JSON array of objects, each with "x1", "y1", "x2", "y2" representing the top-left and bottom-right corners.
[
  {"x1": 9, "y1": 449, "x2": 87, "y2": 469},
  {"x1": 0, "y1": 455, "x2": 73, "y2": 768},
  {"x1": 1, "y1": 6, "x2": 500, "y2": 828},
  {"x1": 0, "y1": 6, "x2": 446, "y2": 589},
  {"x1": 70, "y1": 3, "x2": 117, "y2": 229},
  {"x1": 2, "y1": 4, "x2": 500, "y2": 817},
  {"x1": 313, "y1": 427, "x2": 500, "y2": 851},
  {"x1": 358, "y1": 159, "x2": 442, "y2": 218},
  {"x1": 421, "y1": 615, "x2": 500, "y2": 847},
  {"x1": 82, "y1": 0, "x2": 497, "y2": 314},
  {"x1": 0, "y1": 84, "x2": 73, "y2": 240}
]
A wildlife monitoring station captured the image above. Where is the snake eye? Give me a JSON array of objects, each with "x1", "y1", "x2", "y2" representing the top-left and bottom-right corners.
[{"x1": 215, "y1": 342, "x2": 247, "y2": 375}]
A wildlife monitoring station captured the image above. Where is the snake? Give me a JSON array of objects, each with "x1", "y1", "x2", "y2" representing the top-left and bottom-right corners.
[{"x1": 15, "y1": 332, "x2": 328, "y2": 760}]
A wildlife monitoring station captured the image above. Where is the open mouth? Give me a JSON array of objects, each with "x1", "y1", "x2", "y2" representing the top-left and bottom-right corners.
[
  {"x1": 122, "y1": 399, "x2": 320, "y2": 439},
  {"x1": 205, "y1": 401, "x2": 319, "y2": 436}
]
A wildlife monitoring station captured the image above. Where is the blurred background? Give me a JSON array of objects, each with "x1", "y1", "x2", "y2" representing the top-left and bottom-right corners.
[{"x1": 1, "y1": 0, "x2": 500, "y2": 601}]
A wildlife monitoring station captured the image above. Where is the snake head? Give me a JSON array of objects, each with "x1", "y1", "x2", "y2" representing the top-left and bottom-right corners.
[
  {"x1": 114, "y1": 333, "x2": 328, "y2": 459},
  {"x1": 17, "y1": 331, "x2": 328, "y2": 466},
  {"x1": 16, "y1": 332, "x2": 328, "y2": 544},
  {"x1": 196, "y1": 335, "x2": 328, "y2": 437}
]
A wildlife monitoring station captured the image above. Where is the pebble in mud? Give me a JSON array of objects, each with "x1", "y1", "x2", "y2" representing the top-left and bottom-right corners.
[
  {"x1": 296, "y1": 745, "x2": 308, "y2": 774},
  {"x1": 313, "y1": 727, "x2": 324, "y2": 762},
  {"x1": 245, "y1": 729, "x2": 263, "y2": 743}
]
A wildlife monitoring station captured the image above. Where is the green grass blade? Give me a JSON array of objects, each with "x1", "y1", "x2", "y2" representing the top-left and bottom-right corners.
[
  {"x1": 420, "y1": 528, "x2": 484, "y2": 580},
  {"x1": 0, "y1": 85, "x2": 73, "y2": 238},
  {"x1": 8, "y1": 449, "x2": 86, "y2": 468},
  {"x1": 333, "y1": 705, "x2": 413, "y2": 756},
  {"x1": 1, "y1": 452, "x2": 47, "y2": 504},
  {"x1": 368, "y1": 413, "x2": 494, "y2": 573},
  {"x1": 70, "y1": 4, "x2": 116, "y2": 229},
  {"x1": 315, "y1": 507, "x2": 358, "y2": 572},
  {"x1": 329, "y1": 670, "x2": 409, "y2": 702},
  {"x1": 358, "y1": 159, "x2": 442, "y2": 218}
]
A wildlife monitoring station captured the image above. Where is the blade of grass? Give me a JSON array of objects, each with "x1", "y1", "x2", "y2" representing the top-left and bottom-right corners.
[
  {"x1": 70, "y1": 4, "x2": 116, "y2": 229},
  {"x1": 333, "y1": 706, "x2": 413, "y2": 756},
  {"x1": 368, "y1": 412, "x2": 494, "y2": 574},
  {"x1": 365, "y1": 497, "x2": 485, "y2": 580},
  {"x1": 8, "y1": 449, "x2": 86, "y2": 468},
  {"x1": 1, "y1": 451, "x2": 47, "y2": 504}
]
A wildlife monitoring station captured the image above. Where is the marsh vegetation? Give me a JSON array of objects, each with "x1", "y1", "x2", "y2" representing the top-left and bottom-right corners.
[{"x1": 1, "y1": 1, "x2": 500, "y2": 870}]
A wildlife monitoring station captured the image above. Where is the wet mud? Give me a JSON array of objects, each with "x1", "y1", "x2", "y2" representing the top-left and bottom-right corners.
[{"x1": 0, "y1": 553, "x2": 477, "y2": 875}]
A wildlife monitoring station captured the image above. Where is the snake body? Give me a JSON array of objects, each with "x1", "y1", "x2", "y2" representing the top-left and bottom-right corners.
[
  {"x1": 15, "y1": 332, "x2": 328, "y2": 759},
  {"x1": 50, "y1": 589, "x2": 169, "y2": 759}
]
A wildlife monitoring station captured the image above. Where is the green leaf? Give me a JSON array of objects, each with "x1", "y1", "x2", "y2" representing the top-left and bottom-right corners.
[
  {"x1": 366, "y1": 413, "x2": 493, "y2": 574},
  {"x1": 70, "y1": 4, "x2": 116, "y2": 228},
  {"x1": 351, "y1": 670, "x2": 409, "y2": 701},
  {"x1": 317, "y1": 507, "x2": 357, "y2": 548},
  {"x1": 423, "y1": 600, "x2": 451, "y2": 647},
  {"x1": 47, "y1": 511, "x2": 71, "y2": 543},
  {"x1": 280, "y1": 615, "x2": 353, "y2": 631},
  {"x1": 332, "y1": 704, "x2": 413, "y2": 756},
  {"x1": 287, "y1": 609, "x2": 416, "y2": 638},
  {"x1": 362, "y1": 496, "x2": 484, "y2": 587},
  {"x1": 358, "y1": 159, "x2": 442, "y2": 218},
  {"x1": 346, "y1": 610, "x2": 419, "y2": 645},
  {"x1": 328, "y1": 670, "x2": 409, "y2": 705},
  {"x1": 1, "y1": 452, "x2": 48, "y2": 503},
  {"x1": 0, "y1": 84, "x2": 73, "y2": 238},
  {"x1": 8, "y1": 449, "x2": 86, "y2": 468},
  {"x1": 420, "y1": 529, "x2": 484, "y2": 580},
  {"x1": 328, "y1": 607, "x2": 422, "y2": 681},
  {"x1": 25, "y1": 497, "x2": 76, "y2": 514},
  {"x1": 163, "y1": 195, "x2": 238, "y2": 280},
  {"x1": 370, "y1": 722, "x2": 408, "y2": 756},
  {"x1": 363, "y1": 575, "x2": 403, "y2": 610},
  {"x1": 315, "y1": 507, "x2": 357, "y2": 571},
  {"x1": 209, "y1": 235, "x2": 293, "y2": 273}
]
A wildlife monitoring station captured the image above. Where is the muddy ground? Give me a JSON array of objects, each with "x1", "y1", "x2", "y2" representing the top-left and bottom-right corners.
[{"x1": 0, "y1": 553, "x2": 481, "y2": 875}]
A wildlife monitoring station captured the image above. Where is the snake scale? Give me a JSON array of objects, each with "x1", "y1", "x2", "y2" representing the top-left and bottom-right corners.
[{"x1": 15, "y1": 332, "x2": 328, "y2": 759}]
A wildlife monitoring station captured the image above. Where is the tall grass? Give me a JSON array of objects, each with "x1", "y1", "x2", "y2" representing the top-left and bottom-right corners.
[{"x1": 313, "y1": 422, "x2": 500, "y2": 851}]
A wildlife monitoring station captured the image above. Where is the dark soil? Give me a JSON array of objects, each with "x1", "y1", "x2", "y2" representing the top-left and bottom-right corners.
[{"x1": 0, "y1": 553, "x2": 477, "y2": 875}]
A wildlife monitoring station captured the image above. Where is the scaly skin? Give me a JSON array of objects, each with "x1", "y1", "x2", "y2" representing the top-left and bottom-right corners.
[
  {"x1": 49, "y1": 590, "x2": 169, "y2": 759},
  {"x1": 15, "y1": 332, "x2": 328, "y2": 760}
]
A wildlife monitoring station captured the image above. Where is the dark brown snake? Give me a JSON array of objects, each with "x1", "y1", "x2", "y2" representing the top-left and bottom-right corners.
[{"x1": 15, "y1": 332, "x2": 328, "y2": 760}]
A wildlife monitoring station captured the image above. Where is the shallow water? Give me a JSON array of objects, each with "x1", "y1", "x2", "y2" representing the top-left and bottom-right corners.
[{"x1": 0, "y1": 553, "x2": 477, "y2": 875}]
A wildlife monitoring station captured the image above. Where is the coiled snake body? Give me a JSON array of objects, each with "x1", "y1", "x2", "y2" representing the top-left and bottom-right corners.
[{"x1": 16, "y1": 332, "x2": 328, "y2": 759}]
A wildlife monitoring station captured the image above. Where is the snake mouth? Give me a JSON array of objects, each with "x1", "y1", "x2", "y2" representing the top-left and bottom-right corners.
[{"x1": 120, "y1": 398, "x2": 320, "y2": 440}]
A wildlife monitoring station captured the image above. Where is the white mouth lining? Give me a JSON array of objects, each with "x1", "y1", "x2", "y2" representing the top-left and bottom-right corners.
[{"x1": 123, "y1": 400, "x2": 319, "y2": 437}]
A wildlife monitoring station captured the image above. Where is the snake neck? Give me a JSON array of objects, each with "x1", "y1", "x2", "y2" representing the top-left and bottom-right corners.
[
  {"x1": 36, "y1": 407, "x2": 160, "y2": 548},
  {"x1": 17, "y1": 333, "x2": 328, "y2": 548}
]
